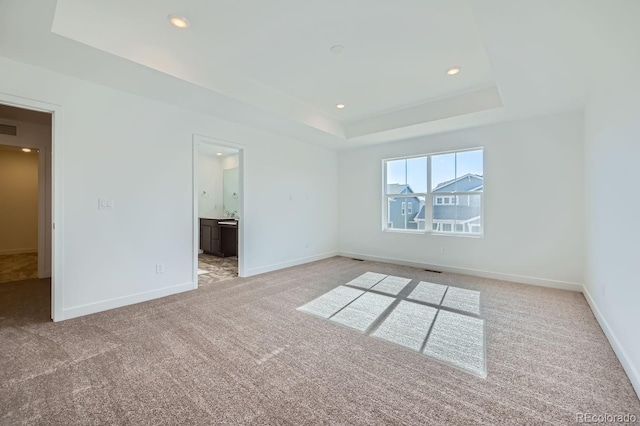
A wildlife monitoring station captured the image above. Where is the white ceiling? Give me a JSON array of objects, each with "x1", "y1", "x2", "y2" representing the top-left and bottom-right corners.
[
  {"x1": 198, "y1": 144, "x2": 238, "y2": 159},
  {"x1": 0, "y1": 0, "x2": 636, "y2": 149}
]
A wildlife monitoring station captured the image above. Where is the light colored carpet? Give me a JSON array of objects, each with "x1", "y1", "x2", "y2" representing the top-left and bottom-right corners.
[
  {"x1": 1, "y1": 257, "x2": 639, "y2": 424},
  {"x1": 372, "y1": 301, "x2": 437, "y2": 351},
  {"x1": 424, "y1": 310, "x2": 486, "y2": 377}
]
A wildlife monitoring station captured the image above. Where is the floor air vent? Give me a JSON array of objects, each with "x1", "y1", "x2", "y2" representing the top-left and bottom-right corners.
[
  {"x1": 351, "y1": 258, "x2": 365, "y2": 261},
  {"x1": 424, "y1": 269, "x2": 442, "y2": 273}
]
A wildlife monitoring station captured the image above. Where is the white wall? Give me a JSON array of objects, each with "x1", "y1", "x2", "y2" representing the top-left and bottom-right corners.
[
  {"x1": 583, "y1": 3, "x2": 640, "y2": 395},
  {"x1": 0, "y1": 149, "x2": 39, "y2": 254},
  {"x1": 0, "y1": 56, "x2": 338, "y2": 319},
  {"x1": 197, "y1": 154, "x2": 223, "y2": 219},
  {"x1": 338, "y1": 111, "x2": 585, "y2": 289}
]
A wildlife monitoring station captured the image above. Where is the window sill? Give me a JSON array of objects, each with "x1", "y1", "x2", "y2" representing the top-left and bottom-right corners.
[
  {"x1": 432, "y1": 232, "x2": 484, "y2": 239},
  {"x1": 382, "y1": 229, "x2": 426, "y2": 235},
  {"x1": 383, "y1": 229, "x2": 484, "y2": 238}
]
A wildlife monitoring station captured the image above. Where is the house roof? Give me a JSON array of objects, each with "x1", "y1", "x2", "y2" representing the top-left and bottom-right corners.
[
  {"x1": 387, "y1": 184, "x2": 414, "y2": 195},
  {"x1": 433, "y1": 174, "x2": 483, "y2": 193}
]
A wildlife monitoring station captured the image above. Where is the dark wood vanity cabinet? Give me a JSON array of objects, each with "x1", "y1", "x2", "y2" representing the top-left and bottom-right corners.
[
  {"x1": 199, "y1": 219, "x2": 220, "y2": 255},
  {"x1": 199, "y1": 218, "x2": 237, "y2": 257}
]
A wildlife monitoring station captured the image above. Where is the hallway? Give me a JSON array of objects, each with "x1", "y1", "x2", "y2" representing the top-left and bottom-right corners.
[{"x1": 0, "y1": 253, "x2": 38, "y2": 284}]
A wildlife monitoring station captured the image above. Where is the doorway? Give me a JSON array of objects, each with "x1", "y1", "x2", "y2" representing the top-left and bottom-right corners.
[
  {"x1": 192, "y1": 135, "x2": 245, "y2": 288},
  {"x1": 0, "y1": 102, "x2": 53, "y2": 322}
]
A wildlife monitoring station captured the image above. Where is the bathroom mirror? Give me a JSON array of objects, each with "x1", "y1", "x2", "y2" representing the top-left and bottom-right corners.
[{"x1": 223, "y1": 167, "x2": 239, "y2": 217}]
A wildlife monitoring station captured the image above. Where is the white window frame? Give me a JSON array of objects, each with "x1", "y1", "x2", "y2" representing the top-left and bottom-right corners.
[{"x1": 382, "y1": 147, "x2": 484, "y2": 237}]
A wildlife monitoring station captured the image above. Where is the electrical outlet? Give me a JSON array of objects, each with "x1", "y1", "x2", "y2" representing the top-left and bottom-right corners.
[
  {"x1": 156, "y1": 264, "x2": 165, "y2": 274},
  {"x1": 602, "y1": 282, "x2": 607, "y2": 298},
  {"x1": 305, "y1": 242, "x2": 310, "y2": 249},
  {"x1": 440, "y1": 247, "x2": 446, "y2": 255}
]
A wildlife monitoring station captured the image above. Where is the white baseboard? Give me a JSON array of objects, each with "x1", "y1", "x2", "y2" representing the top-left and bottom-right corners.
[
  {"x1": 0, "y1": 248, "x2": 37, "y2": 255},
  {"x1": 61, "y1": 282, "x2": 194, "y2": 321},
  {"x1": 243, "y1": 251, "x2": 338, "y2": 277},
  {"x1": 338, "y1": 251, "x2": 583, "y2": 292},
  {"x1": 582, "y1": 286, "x2": 640, "y2": 399}
]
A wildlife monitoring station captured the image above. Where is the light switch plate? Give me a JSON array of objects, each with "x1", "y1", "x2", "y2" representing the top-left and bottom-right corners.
[{"x1": 98, "y1": 198, "x2": 114, "y2": 210}]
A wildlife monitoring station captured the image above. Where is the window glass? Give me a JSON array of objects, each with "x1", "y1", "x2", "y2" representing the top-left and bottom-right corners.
[
  {"x1": 456, "y1": 150, "x2": 483, "y2": 177},
  {"x1": 406, "y1": 156, "x2": 428, "y2": 194},
  {"x1": 431, "y1": 153, "x2": 455, "y2": 191},
  {"x1": 386, "y1": 159, "x2": 407, "y2": 186},
  {"x1": 384, "y1": 149, "x2": 483, "y2": 235}
]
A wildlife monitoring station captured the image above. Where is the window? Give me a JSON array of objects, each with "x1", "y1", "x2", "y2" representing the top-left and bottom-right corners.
[
  {"x1": 384, "y1": 156, "x2": 427, "y2": 230},
  {"x1": 383, "y1": 148, "x2": 483, "y2": 235}
]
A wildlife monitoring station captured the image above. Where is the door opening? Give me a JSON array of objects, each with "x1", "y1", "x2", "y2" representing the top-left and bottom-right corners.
[
  {"x1": 0, "y1": 102, "x2": 53, "y2": 322},
  {"x1": 192, "y1": 135, "x2": 245, "y2": 288}
]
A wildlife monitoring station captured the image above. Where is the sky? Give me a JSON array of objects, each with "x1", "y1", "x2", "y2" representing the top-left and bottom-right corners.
[{"x1": 387, "y1": 149, "x2": 483, "y2": 193}]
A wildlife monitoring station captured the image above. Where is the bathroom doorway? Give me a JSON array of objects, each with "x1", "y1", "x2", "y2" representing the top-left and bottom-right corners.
[{"x1": 192, "y1": 135, "x2": 245, "y2": 288}]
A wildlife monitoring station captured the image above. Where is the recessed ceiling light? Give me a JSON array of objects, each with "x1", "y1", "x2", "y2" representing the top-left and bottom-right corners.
[
  {"x1": 216, "y1": 152, "x2": 223, "y2": 156},
  {"x1": 330, "y1": 45, "x2": 344, "y2": 54},
  {"x1": 168, "y1": 14, "x2": 190, "y2": 29},
  {"x1": 336, "y1": 104, "x2": 345, "y2": 109},
  {"x1": 22, "y1": 148, "x2": 31, "y2": 152},
  {"x1": 447, "y1": 66, "x2": 461, "y2": 76}
]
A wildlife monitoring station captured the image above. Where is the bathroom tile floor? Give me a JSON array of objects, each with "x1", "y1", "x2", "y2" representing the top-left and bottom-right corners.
[{"x1": 198, "y1": 253, "x2": 238, "y2": 286}]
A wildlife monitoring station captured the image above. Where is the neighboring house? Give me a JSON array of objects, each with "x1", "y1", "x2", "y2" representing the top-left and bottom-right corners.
[
  {"x1": 414, "y1": 174, "x2": 483, "y2": 233},
  {"x1": 387, "y1": 184, "x2": 421, "y2": 229}
]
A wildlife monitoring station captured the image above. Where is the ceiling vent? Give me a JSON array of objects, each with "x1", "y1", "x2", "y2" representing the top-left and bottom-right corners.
[{"x1": 0, "y1": 123, "x2": 17, "y2": 136}]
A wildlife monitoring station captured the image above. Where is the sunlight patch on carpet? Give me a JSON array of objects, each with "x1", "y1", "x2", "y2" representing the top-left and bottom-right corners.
[
  {"x1": 408, "y1": 281, "x2": 448, "y2": 305},
  {"x1": 371, "y1": 276, "x2": 412, "y2": 295},
  {"x1": 297, "y1": 272, "x2": 486, "y2": 377},
  {"x1": 423, "y1": 310, "x2": 486, "y2": 377},
  {"x1": 297, "y1": 286, "x2": 364, "y2": 318},
  {"x1": 345, "y1": 272, "x2": 388, "y2": 289},
  {"x1": 330, "y1": 292, "x2": 394, "y2": 332},
  {"x1": 441, "y1": 287, "x2": 481, "y2": 315},
  {"x1": 371, "y1": 301, "x2": 437, "y2": 351}
]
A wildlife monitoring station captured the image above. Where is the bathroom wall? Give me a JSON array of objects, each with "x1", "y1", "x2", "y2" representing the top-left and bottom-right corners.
[{"x1": 197, "y1": 152, "x2": 239, "y2": 219}]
